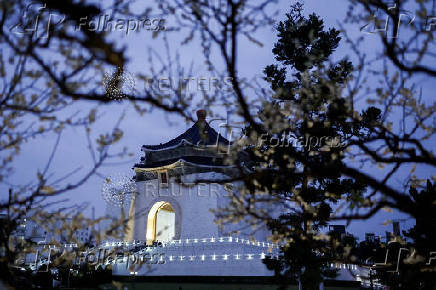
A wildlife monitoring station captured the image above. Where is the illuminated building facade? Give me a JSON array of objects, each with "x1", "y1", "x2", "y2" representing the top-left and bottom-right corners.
[{"x1": 113, "y1": 110, "x2": 278, "y2": 276}]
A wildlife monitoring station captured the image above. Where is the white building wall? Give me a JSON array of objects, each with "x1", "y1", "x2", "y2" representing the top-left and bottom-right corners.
[
  {"x1": 119, "y1": 170, "x2": 281, "y2": 277},
  {"x1": 126, "y1": 172, "x2": 274, "y2": 241},
  {"x1": 130, "y1": 172, "x2": 225, "y2": 241},
  {"x1": 128, "y1": 171, "x2": 272, "y2": 242}
]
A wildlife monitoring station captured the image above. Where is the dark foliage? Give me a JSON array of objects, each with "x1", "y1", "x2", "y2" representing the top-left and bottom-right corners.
[{"x1": 256, "y1": 3, "x2": 380, "y2": 289}]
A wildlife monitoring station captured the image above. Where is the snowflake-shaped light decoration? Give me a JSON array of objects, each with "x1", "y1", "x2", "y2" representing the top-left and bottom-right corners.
[
  {"x1": 102, "y1": 67, "x2": 135, "y2": 101},
  {"x1": 101, "y1": 173, "x2": 136, "y2": 207}
]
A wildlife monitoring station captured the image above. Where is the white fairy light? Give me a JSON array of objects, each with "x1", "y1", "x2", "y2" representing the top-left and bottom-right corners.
[
  {"x1": 235, "y1": 254, "x2": 240, "y2": 260},
  {"x1": 211, "y1": 254, "x2": 217, "y2": 261},
  {"x1": 247, "y1": 254, "x2": 254, "y2": 260},
  {"x1": 101, "y1": 173, "x2": 135, "y2": 208},
  {"x1": 223, "y1": 254, "x2": 228, "y2": 260},
  {"x1": 189, "y1": 256, "x2": 195, "y2": 261},
  {"x1": 103, "y1": 66, "x2": 136, "y2": 101},
  {"x1": 201, "y1": 255, "x2": 206, "y2": 261},
  {"x1": 260, "y1": 252, "x2": 266, "y2": 259}
]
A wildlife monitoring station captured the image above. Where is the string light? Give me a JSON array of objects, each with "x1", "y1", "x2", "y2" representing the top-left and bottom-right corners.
[{"x1": 102, "y1": 236, "x2": 278, "y2": 249}]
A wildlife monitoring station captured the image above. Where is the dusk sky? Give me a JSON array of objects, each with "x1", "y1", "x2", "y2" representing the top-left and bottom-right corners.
[{"x1": 2, "y1": 0, "x2": 433, "y2": 240}]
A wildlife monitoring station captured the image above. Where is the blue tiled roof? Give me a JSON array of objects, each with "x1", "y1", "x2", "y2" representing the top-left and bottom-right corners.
[{"x1": 142, "y1": 121, "x2": 231, "y2": 151}]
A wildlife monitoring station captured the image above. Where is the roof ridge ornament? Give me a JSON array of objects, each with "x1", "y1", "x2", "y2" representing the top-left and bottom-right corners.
[{"x1": 196, "y1": 109, "x2": 207, "y2": 121}]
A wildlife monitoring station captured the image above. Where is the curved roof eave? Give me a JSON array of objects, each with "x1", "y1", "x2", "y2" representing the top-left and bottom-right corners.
[{"x1": 134, "y1": 158, "x2": 237, "y2": 172}]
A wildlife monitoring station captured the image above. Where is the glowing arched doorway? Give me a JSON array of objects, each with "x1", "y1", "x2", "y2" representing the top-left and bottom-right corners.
[{"x1": 146, "y1": 201, "x2": 175, "y2": 245}]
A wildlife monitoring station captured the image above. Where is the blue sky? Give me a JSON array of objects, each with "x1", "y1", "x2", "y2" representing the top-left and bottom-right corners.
[{"x1": 2, "y1": 0, "x2": 433, "y2": 241}]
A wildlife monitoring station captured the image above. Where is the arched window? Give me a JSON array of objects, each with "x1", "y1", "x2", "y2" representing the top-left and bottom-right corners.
[{"x1": 146, "y1": 201, "x2": 175, "y2": 245}]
